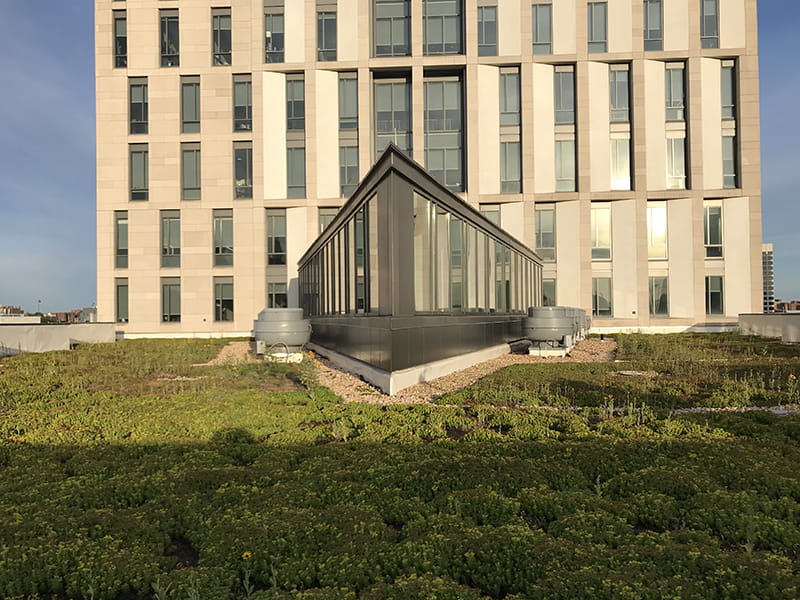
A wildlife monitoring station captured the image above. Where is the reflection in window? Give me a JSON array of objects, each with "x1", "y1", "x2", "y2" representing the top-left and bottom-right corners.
[
  {"x1": 666, "y1": 138, "x2": 686, "y2": 190},
  {"x1": 116, "y1": 278, "x2": 129, "y2": 323},
  {"x1": 287, "y1": 78, "x2": 305, "y2": 130},
  {"x1": 722, "y1": 136, "x2": 737, "y2": 189},
  {"x1": 233, "y1": 76, "x2": 252, "y2": 131},
  {"x1": 643, "y1": 0, "x2": 663, "y2": 51},
  {"x1": 423, "y1": 0, "x2": 462, "y2": 55},
  {"x1": 592, "y1": 277, "x2": 612, "y2": 317},
  {"x1": 115, "y1": 212, "x2": 128, "y2": 269},
  {"x1": 129, "y1": 79, "x2": 148, "y2": 134},
  {"x1": 665, "y1": 65, "x2": 685, "y2": 122},
  {"x1": 555, "y1": 140, "x2": 575, "y2": 192},
  {"x1": 610, "y1": 139, "x2": 631, "y2": 191},
  {"x1": 500, "y1": 142, "x2": 521, "y2": 193},
  {"x1": 340, "y1": 146, "x2": 359, "y2": 197},
  {"x1": 288, "y1": 147, "x2": 306, "y2": 198},
  {"x1": 161, "y1": 211, "x2": 180, "y2": 268},
  {"x1": 182, "y1": 144, "x2": 201, "y2": 200},
  {"x1": 161, "y1": 278, "x2": 181, "y2": 322},
  {"x1": 647, "y1": 202, "x2": 667, "y2": 259},
  {"x1": 542, "y1": 279, "x2": 556, "y2": 307},
  {"x1": 609, "y1": 67, "x2": 630, "y2": 123},
  {"x1": 265, "y1": 12, "x2": 285, "y2": 63},
  {"x1": 234, "y1": 143, "x2": 252, "y2": 198},
  {"x1": 181, "y1": 77, "x2": 200, "y2": 133},
  {"x1": 532, "y1": 3, "x2": 552, "y2": 55},
  {"x1": 212, "y1": 8, "x2": 232, "y2": 65},
  {"x1": 214, "y1": 278, "x2": 234, "y2": 321},
  {"x1": 705, "y1": 276, "x2": 723, "y2": 315},
  {"x1": 268, "y1": 282, "x2": 288, "y2": 308},
  {"x1": 160, "y1": 10, "x2": 180, "y2": 67},
  {"x1": 424, "y1": 77, "x2": 463, "y2": 192},
  {"x1": 554, "y1": 69, "x2": 575, "y2": 124},
  {"x1": 375, "y1": 79, "x2": 411, "y2": 156},
  {"x1": 700, "y1": 0, "x2": 719, "y2": 49},
  {"x1": 591, "y1": 205, "x2": 611, "y2": 260},
  {"x1": 114, "y1": 12, "x2": 127, "y2": 68},
  {"x1": 535, "y1": 206, "x2": 555, "y2": 261},
  {"x1": 704, "y1": 205, "x2": 723, "y2": 258},
  {"x1": 649, "y1": 276, "x2": 668, "y2": 316},
  {"x1": 587, "y1": 2, "x2": 607, "y2": 53},
  {"x1": 477, "y1": 6, "x2": 497, "y2": 56},
  {"x1": 374, "y1": 0, "x2": 410, "y2": 57},
  {"x1": 213, "y1": 209, "x2": 233, "y2": 266},
  {"x1": 267, "y1": 209, "x2": 287, "y2": 265},
  {"x1": 317, "y1": 11, "x2": 337, "y2": 61}
]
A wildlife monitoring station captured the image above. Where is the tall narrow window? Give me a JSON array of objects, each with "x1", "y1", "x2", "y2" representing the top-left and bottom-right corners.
[
  {"x1": 500, "y1": 142, "x2": 521, "y2": 193},
  {"x1": 591, "y1": 205, "x2": 612, "y2": 260},
  {"x1": 665, "y1": 64, "x2": 685, "y2": 121},
  {"x1": 423, "y1": 0, "x2": 463, "y2": 55},
  {"x1": 647, "y1": 202, "x2": 667, "y2": 259},
  {"x1": 480, "y1": 204, "x2": 500, "y2": 226},
  {"x1": 287, "y1": 78, "x2": 305, "y2": 130},
  {"x1": 266, "y1": 209, "x2": 287, "y2": 265},
  {"x1": 129, "y1": 79, "x2": 147, "y2": 134},
  {"x1": 535, "y1": 206, "x2": 555, "y2": 260},
  {"x1": 609, "y1": 67, "x2": 630, "y2": 123},
  {"x1": 182, "y1": 143, "x2": 201, "y2": 200},
  {"x1": 477, "y1": 6, "x2": 497, "y2": 56},
  {"x1": 114, "y1": 11, "x2": 127, "y2": 68},
  {"x1": 424, "y1": 77, "x2": 464, "y2": 192},
  {"x1": 181, "y1": 76, "x2": 200, "y2": 133},
  {"x1": 704, "y1": 205, "x2": 723, "y2": 258},
  {"x1": 287, "y1": 147, "x2": 306, "y2": 198},
  {"x1": 317, "y1": 11, "x2": 337, "y2": 61},
  {"x1": 161, "y1": 210, "x2": 180, "y2": 268},
  {"x1": 375, "y1": 79, "x2": 411, "y2": 156},
  {"x1": 587, "y1": 2, "x2": 607, "y2": 53},
  {"x1": 214, "y1": 277, "x2": 234, "y2": 321},
  {"x1": 721, "y1": 62, "x2": 736, "y2": 120},
  {"x1": 700, "y1": 0, "x2": 719, "y2": 49},
  {"x1": 722, "y1": 136, "x2": 737, "y2": 189},
  {"x1": 643, "y1": 0, "x2": 663, "y2": 51},
  {"x1": 115, "y1": 211, "x2": 128, "y2": 269},
  {"x1": 500, "y1": 68, "x2": 520, "y2": 126},
  {"x1": 649, "y1": 277, "x2": 668, "y2": 316},
  {"x1": 554, "y1": 68, "x2": 575, "y2": 124},
  {"x1": 160, "y1": 9, "x2": 180, "y2": 67},
  {"x1": 161, "y1": 278, "x2": 181, "y2": 322},
  {"x1": 339, "y1": 75, "x2": 358, "y2": 129},
  {"x1": 213, "y1": 209, "x2": 233, "y2": 267},
  {"x1": 265, "y1": 11, "x2": 285, "y2": 63},
  {"x1": 666, "y1": 138, "x2": 686, "y2": 190},
  {"x1": 233, "y1": 142, "x2": 252, "y2": 198},
  {"x1": 532, "y1": 3, "x2": 552, "y2": 55},
  {"x1": 555, "y1": 140, "x2": 576, "y2": 192},
  {"x1": 542, "y1": 279, "x2": 556, "y2": 306},
  {"x1": 268, "y1": 282, "x2": 288, "y2": 308},
  {"x1": 340, "y1": 146, "x2": 359, "y2": 197},
  {"x1": 233, "y1": 75, "x2": 252, "y2": 131},
  {"x1": 374, "y1": 0, "x2": 410, "y2": 57},
  {"x1": 705, "y1": 276, "x2": 724, "y2": 315},
  {"x1": 592, "y1": 277, "x2": 612, "y2": 317},
  {"x1": 129, "y1": 144, "x2": 148, "y2": 201},
  {"x1": 115, "y1": 278, "x2": 129, "y2": 323},
  {"x1": 319, "y1": 207, "x2": 338, "y2": 232},
  {"x1": 610, "y1": 139, "x2": 631, "y2": 191},
  {"x1": 212, "y1": 8, "x2": 232, "y2": 66}
]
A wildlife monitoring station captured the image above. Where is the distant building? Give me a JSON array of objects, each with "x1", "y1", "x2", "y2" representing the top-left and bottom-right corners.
[
  {"x1": 762, "y1": 243, "x2": 774, "y2": 313},
  {"x1": 775, "y1": 300, "x2": 800, "y2": 313},
  {"x1": 0, "y1": 305, "x2": 23, "y2": 316}
]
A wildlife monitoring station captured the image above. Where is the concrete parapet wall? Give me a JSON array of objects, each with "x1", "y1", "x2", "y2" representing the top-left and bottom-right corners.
[
  {"x1": 739, "y1": 314, "x2": 800, "y2": 343},
  {"x1": 0, "y1": 323, "x2": 116, "y2": 357}
]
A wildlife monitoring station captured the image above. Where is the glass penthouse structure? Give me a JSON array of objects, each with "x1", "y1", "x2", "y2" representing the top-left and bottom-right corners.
[{"x1": 299, "y1": 146, "x2": 542, "y2": 373}]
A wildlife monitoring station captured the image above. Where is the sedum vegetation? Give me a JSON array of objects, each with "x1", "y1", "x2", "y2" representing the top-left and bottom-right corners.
[{"x1": 0, "y1": 334, "x2": 799, "y2": 599}]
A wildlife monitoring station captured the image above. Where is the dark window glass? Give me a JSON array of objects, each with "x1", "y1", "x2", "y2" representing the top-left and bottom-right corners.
[
  {"x1": 114, "y1": 12, "x2": 127, "y2": 68},
  {"x1": 212, "y1": 8, "x2": 232, "y2": 65},
  {"x1": 265, "y1": 12, "x2": 285, "y2": 63},
  {"x1": 317, "y1": 12, "x2": 337, "y2": 61},
  {"x1": 374, "y1": 0, "x2": 410, "y2": 57},
  {"x1": 160, "y1": 10, "x2": 180, "y2": 67},
  {"x1": 477, "y1": 6, "x2": 497, "y2": 56}
]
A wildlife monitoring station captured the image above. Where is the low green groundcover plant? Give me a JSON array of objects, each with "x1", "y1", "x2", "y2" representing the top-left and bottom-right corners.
[{"x1": 0, "y1": 335, "x2": 798, "y2": 599}]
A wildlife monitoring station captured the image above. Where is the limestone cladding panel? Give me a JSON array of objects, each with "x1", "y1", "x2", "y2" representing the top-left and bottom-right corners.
[
  {"x1": 476, "y1": 65, "x2": 501, "y2": 195},
  {"x1": 500, "y1": 202, "x2": 525, "y2": 242},
  {"x1": 338, "y1": 0, "x2": 360, "y2": 61},
  {"x1": 720, "y1": 0, "x2": 746, "y2": 49},
  {"x1": 664, "y1": 0, "x2": 690, "y2": 52},
  {"x1": 497, "y1": 0, "x2": 522, "y2": 56},
  {"x1": 262, "y1": 71, "x2": 288, "y2": 200},
  {"x1": 700, "y1": 58, "x2": 723, "y2": 190},
  {"x1": 608, "y1": 0, "x2": 633, "y2": 54},
  {"x1": 316, "y1": 70, "x2": 340, "y2": 200},
  {"x1": 531, "y1": 63, "x2": 555, "y2": 194},
  {"x1": 553, "y1": 0, "x2": 577, "y2": 55},
  {"x1": 644, "y1": 60, "x2": 667, "y2": 191},
  {"x1": 667, "y1": 198, "x2": 696, "y2": 319},
  {"x1": 610, "y1": 200, "x2": 638, "y2": 320},
  {"x1": 285, "y1": 0, "x2": 307, "y2": 63},
  {"x1": 287, "y1": 207, "x2": 312, "y2": 306},
  {"x1": 554, "y1": 200, "x2": 582, "y2": 308},
  {"x1": 723, "y1": 196, "x2": 752, "y2": 318},
  {"x1": 587, "y1": 61, "x2": 611, "y2": 193}
]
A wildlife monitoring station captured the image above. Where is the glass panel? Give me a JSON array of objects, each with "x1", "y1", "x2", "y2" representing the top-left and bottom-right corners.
[
  {"x1": 587, "y1": 2, "x2": 607, "y2": 53},
  {"x1": 706, "y1": 276, "x2": 724, "y2": 315},
  {"x1": 287, "y1": 147, "x2": 306, "y2": 198},
  {"x1": 287, "y1": 79, "x2": 305, "y2": 130},
  {"x1": 182, "y1": 80, "x2": 200, "y2": 133},
  {"x1": 477, "y1": 6, "x2": 497, "y2": 56},
  {"x1": 500, "y1": 70, "x2": 520, "y2": 126},
  {"x1": 665, "y1": 66, "x2": 685, "y2": 122},
  {"x1": 215, "y1": 281, "x2": 234, "y2": 321},
  {"x1": 182, "y1": 147, "x2": 201, "y2": 200},
  {"x1": 116, "y1": 282, "x2": 129, "y2": 322},
  {"x1": 115, "y1": 214, "x2": 128, "y2": 269},
  {"x1": 424, "y1": 78, "x2": 463, "y2": 191},
  {"x1": 542, "y1": 279, "x2": 556, "y2": 307},
  {"x1": 317, "y1": 12, "x2": 337, "y2": 61},
  {"x1": 535, "y1": 207, "x2": 555, "y2": 260},
  {"x1": 340, "y1": 146, "x2": 359, "y2": 197},
  {"x1": 554, "y1": 70, "x2": 575, "y2": 124},
  {"x1": 721, "y1": 65, "x2": 736, "y2": 120},
  {"x1": 647, "y1": 203, "x2": 667, "y2": 259},
  {"x1": 701, "y1": 0, "x2": 719, "y2": 48},
  {"x1": 555, "y1": 140, "x2": 575, "y2": 192},
  {"x1": 649, "y1": 277, "x2": 668, "y2": 316},
  {"x1": 722, "y1": 136, "x2": 737, "y2": 188},
  {"x1": 213, "y1": 212, "x2": 233, "y2": 267},
  {"x1": 160, "y1": 12, "x2": 180, "y2": 67},
  {"x1": 339, "y1": 76, "x2": 358, "y2": 129},
  {"x1": 265, "y1": 13, "x2": 285, "y2": 62},
  {"x1": 532, "y1": 4, "x2": 552, "y2": 55},
  {"x1": 591, "y1": 206, "x2": 611, "y2": 260},
  {"x1": 130, "y1": 147, "x2": 148, "y2": 201},
  {"x1": 609, "y1": 69, "x2": 629, "y2": 123},
  {"x1": 233, "y1": 79, "x2": 252, "y2": 131},
  {"x1": 500, "y1": 142, "x2": 521, "y2": 193},
  {"x1": 267, "y1": 210, "x2": 287, "y2": 265},
  {"x1": 704, "y1": 206, "x2": 723, "y2": 258},
  {"x1": 666, "y1": 137, "x2": 686, "y2": 189},
  {"x1": 161, "y1": 213, "x2": 181, "y2": 268},
  {"x1": 592, "y1": 277, "x2": 612, "y2": 317},
  {"x1": 212, "y1": 10, "x2": 232, "y2": 65},
  {"x1": 610, "y1": 139, "x2": 631, "y2": 191},
  {"x1": 374, "y1": 0, "x2": 410, "y2": 56},
  {"x1": 234, "y1": 145, "x2": 253, "y2": 198},
  {"x1": 643, "y1": 0, "x2": 663, "y2": 50}
]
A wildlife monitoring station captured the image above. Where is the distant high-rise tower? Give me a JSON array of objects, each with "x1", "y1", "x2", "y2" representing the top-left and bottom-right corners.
[{"x1": 762, "y1": 243, "x2": 775, "y2": 313}]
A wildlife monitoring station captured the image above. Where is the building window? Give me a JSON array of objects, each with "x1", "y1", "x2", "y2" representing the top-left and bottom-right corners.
[
  {"x1": 233, "y1": 75, "x2": 252, "y2": 131},
  {"x1": 182, "y1": 143, "x2": 201, "y2": 200},
  {"x1": 265, "y1": 11, "x2": 285, "y2": 63},
  {"x1": 477, "y1": 6, "x2": 497, "y2": 56},
  {"x1": 591, "y1": 205, "x2": 611, "y2": 260},
  {"x1": 647, "y1": 202, "x2": 667, "y2": 259},
  {"x1": 722, "y1": 136, "x2": 737, "y2": 189},
  {"x1": 423, "y1": 0, "x2": 462, "y2": 55},
  {"x1": 340, "y1": 146, "x2": 359, "y2": 197},
  {"x1": 665, "y1": 64, "x2": 685, "y2": 122},
  {"x1": 213, "y1": 209, "x2": 234, "y2": 267},
  {"x1": 705, "y1": 275, "x2": 724, "y2": 315},
  {"x1": 643, "y1": 0, "x2": 663, "y2": 51},
  {"x1": 610, "y1": 139, "x2": 631, "y2": 191},
  {"x1": 214, "y1": 277, "x2": 234, "y2": 321},
  {"x1": 542, "y1": 279, "x2": 556, "y2": 307},
  {"x1": 554, "y1": 68, "x2": 575, "y2": 124},
  {"x1": 480, "y1": 204, "x2": 500, "y2": 226},
  {"x1": 609, "y1": 67, "x2": 630, "y2": 123},
  {"x1": 287, "y1": 147, "x2": 306, "y2": 198},
  {"x1": 287, "y1": 77, "x2": 305, "y2": 130},
  {"x1": 161, "y1": 278, "x2": 181, "y2": 322},
  {"x1": 500, "y1": 68, "x2": 520, "y2": 126},
  {"x1": 704, "y1": 205, "x2": 723, "y2": 258},
  {"x1": 555, "y1": 140, "x2": 576, "y2": 192},
  {"x1": 161, "y1": 210, "x2": 181, "y2": 268},
  {"x1": 129, "y1": 79, "x2": 147, "y2": 134},
  {"x1": 212, "y1": 8, "x2": 232, "y2": 66},
  {"x1": 268, "y1": 282, "x2": 288, "y2": 308},
  {"x1": 129, "y1": 144, "x2": 148, "y2": 201},
  {"x1": 114, "y1": 11, "x2": 127, "y2": 68},
  {"x1": 160, "y1": 9, "x2": 180, "y2": 67},
  {"x1": 317, "y1": 11, "x2": 337, "y2": 61},
  {"x1": 666, "y1": 137, "x2": 686, "y2": 190},
  {"x1": 181, "y1": 76, "x2": 200, "y2": 133},
  {"x1": 233, "y1": 142, "x2": 252, "y2": 199},
  {"x1": 375, "y1": 78, "x2": 412, "y2": 156},
  {"x1": 500, "y1": 142, "x2": 521, "y2": 193},
  {"x1": 116, "y1": 278, "x2": 129, "y2": 323},
  {"x1": 721, "y1": 62, "x2": 736, "y2": 120},
  {"x1": 535, "y1": 206, "x2": 555, "y2": 261},
  {"x1": 339, "y1": 74, "x2": 358, "y2": 130},
  {"x1": 267, "y1": 209, "x2": 287, "y2": 265},
  {"x1": 592, "y1": 277, "x2": 612, "y2": 317},
  {"x1": 649, "y1": 276, "x2": 668, "y2": 316},
  {"x1": 532, "y1": 3, "x2": 552, "y2": 55},
  {"x1": 700, "y1": 0, "x2": 719, "y2": 49},
  {"x1": 424, "y1": 77, "x2": 464, "y2": 192},
  {"x1": 587, "y1": 2, "x2": 607, "y2": 53},
  {"x1": 115, "y1": 211, "x2": 128, "y2": 269},
  {"x1": 374, "y1": 0, "x2": 410, "y2": 57},
  {"x1": 319, "y1": 207, "x2": 338, "y2": 232}
]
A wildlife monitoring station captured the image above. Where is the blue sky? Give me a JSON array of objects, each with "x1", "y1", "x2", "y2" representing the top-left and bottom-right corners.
[{"x1": 0, "y1": 3, "x2": 797, "y2": 313}]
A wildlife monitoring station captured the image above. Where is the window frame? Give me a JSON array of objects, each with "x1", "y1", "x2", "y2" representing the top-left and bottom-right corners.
[
  {"x1": 374, "y1": 0, "x2": 411, "y2": 57},
  {"x1": 587, "y1": 2, "x2": 607, "y2": 53},
  {"x1": 266, "y1": 209, "x2": 287, "y2": 266},
  {"x1": 161, "y1": 210, "x2": 181, "y2": 268},
  {"x1": 534, "y1": 206, "x2": 556, "y2": 261},
  {"x1": 214, "y1": 277, "x2": 234, "y2": 321},
  {"x1": 592, "y1": 277, "x2": 613, "y2": 317},
  {"x1": 181, "y1": 143, "x2": 201, "y2": 201},
  {"x1": 129, "y1": 78, "x2": 148, "y2": 134},
  {"x1": 212, "y1": 8, "x2": 232, "y2": 66},
  {"x1": 477, "y1": 5, "x2": 497, "y2": 56},
  {"x1": 181, "y1": 76, "x2": 200, "y2": 133},
  {"x1": 317, "y1": 11, "x2": 337, "y2": 61},
  {"x1": 643, "y1": 0, "x2": 663, "y2": 51},
  {"x1": 423, "y1": 0, "x2": 463, "y2": 56},
  {"x1": 129, "y1": 144, "x2": 148, "y2": 202},
  {"x1": 213, "y1": 209, "x2": 234, "y2": 267},
  {"x1": 233, "y1": 75, "x2": 253, "y2": 131},
  {"x1": 700, "y1": 0, "x2": 719, "y2": 49},
  {"x1": 233, "y1": 142, "x2": 253, "y2": 199},
  {"x1": 160, "y1": 9, "x2": 180, "y2": 67},
  {"x1": 115, "y1": 211, "x2": 128, "y2": 269},
  {"x1": 161, "y1": 278, "x2": 181, "y2": 322},
  {"x1": 114, "y1": 11, "x2": 127, "y2": 68},
  {"x1": 532, "y1": 3, "x2": 552, "y2": 55},
  {"x1": 704, "y1": 205, "x2": 723, "y2": 258},
  {"x1": 265, "y1": 11, "x2": 285, "y2": 63}
]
